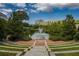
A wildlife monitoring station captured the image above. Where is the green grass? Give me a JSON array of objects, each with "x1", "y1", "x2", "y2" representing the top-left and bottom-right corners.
[
  {"x1": 0, "y1": 43, "x2": 30, "y2": 48},
  {"x1": 55, "y1": 52, "x2": 79, "y2": 56},
  {"x1": 0, "y1": 43, "x2": 31, "y2": 52},
  {"x1": 0, "y1": 45, "x2": 29, "y2": 48},
  {"x1": 0, "y1": 47, "x2": 25, "y2": 51},
  {"x1": 0, "y1": 43, "x2": 30, "y2": 56},
  {"x1": 49, "y1": 42, "x2": 79, "y2": 56},
  {"x1": 0, "y1": 43, "x2": 30, "y2": 51},
  {"x1": 0, "y1": 42, "x2": 30, "y2": 46},
  {"x1": 0, "y1": 52, "x2": 17, "y2": 56},
  {"x1": 51, "y1": 46, "x2": 79, "y2": 52},
  {"x1": 49, "y1": 43, "x2": 79, "y2": 48}
]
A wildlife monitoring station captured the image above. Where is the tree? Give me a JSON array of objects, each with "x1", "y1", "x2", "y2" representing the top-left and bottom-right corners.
[
  {"x1": 62, "y1": 15, "x2": 76, "y2": 40},
  {"x1": 0, "y1": 12, "x2": 9, "y2": 41},
  {"x1": 73, "y1": 32, "x2": 79, "y2": 41},
  {"x1": 7, "y1": 10, "x2": 29, "y2": 41}
]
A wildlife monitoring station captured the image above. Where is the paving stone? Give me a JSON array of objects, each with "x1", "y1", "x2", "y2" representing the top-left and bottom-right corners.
[{"x1": 24, "y1": 46, "x2": 48, "y2": 56}]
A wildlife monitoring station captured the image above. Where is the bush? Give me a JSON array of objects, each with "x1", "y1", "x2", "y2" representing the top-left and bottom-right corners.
[
  {"x1": 9, "y1": 34, "x2": 32, "y2": 41},
  {"x1": 49, "y1": 34, "x2": 73, "y2": 41},
  {"x1": 22, "y1": 36, "x2": 32, "y2": 41},
  {"x1": 49, "y1": 35, "x2": 63, "y2": 41},
  {"x1": 73, "y1": 32, "x2": 79, "y2": 41},
  {"x1": 62, "y1": 35, "x2": 73, "y2": 41}
]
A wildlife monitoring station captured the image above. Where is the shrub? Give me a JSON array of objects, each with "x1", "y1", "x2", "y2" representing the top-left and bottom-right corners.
[
  {"x1": 22, "y1": 36, "x2": 32, "y2": 41},
  {"x1": 73, "y1": 32, "x2": 79, "y2": 41},
  {"x1": 9, "y1": 34, "x2": 32, "y2": 41},
  {"x1": 63, "y1": 35, "x2": 73, "y2": 41},
  {"x1": 49, "y1": 34, "x2": 73, "y2": 41},
  {"x1": 49, "y1": 35, "x2": 63, "y2": 41}
]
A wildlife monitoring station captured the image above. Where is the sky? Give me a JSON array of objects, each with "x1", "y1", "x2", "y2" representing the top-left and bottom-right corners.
[{"x1": 0, "y1": 3, "x2": 79, "y2": 24}]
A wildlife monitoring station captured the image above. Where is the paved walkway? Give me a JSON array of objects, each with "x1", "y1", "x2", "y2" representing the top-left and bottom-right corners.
[
  {"x1": 23, "y1": 40, "x2": 55, "y2": 56},
  {"x1": 24, "y1": 46, "x2": 48, "y2": 56}
]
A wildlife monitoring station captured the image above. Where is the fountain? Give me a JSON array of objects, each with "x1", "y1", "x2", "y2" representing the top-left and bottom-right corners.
[{"x1": 31, "y1": 28, "x2": 49, "y2": 40}]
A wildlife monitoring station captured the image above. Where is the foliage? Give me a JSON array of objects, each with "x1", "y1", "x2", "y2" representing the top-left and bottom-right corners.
[
  {"x1": 0, "y1": 10, "x2": 30, "y2": 41},
  {"x1": 62, "y1": 15, "x2": 76, "y2": 40},
  {"x1": 43, "y1": 15, "x2": 76, "y2": 41},
  {"x1": 0, "y1": 18, "x2": 8, "y2": 41},
  {"x1": 0, "y1": 11, "x2": 78, "y2": 41},
  {"x1": 73, "y1": 32, "x2": 79, "y2": 41},
  {"x1": 49, "y1": 35, "x2": 63, "y2": 41}
]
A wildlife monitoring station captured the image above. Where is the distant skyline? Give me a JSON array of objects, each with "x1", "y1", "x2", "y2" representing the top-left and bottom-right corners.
[{"x1": 0, "y1": 3, "x2": 79, "y2": 24}]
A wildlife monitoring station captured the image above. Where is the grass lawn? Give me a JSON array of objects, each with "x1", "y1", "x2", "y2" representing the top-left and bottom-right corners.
[
  {"x1": 0, "y1": 43, "x2": 30, "y2": 51},
  {"x1": 0, "y1": 52, "x2": 17, "y2": 56},
  {"x1": 0, "y1": 46, "x2": 26, "y2": 51},
  {"x1": 0, "y1": 43, "x2": 30, "y2": 48},
  {"x1": 51, "y1": 46, "x2": 79, "y2": 52},
  {"x1": 48, "y1": 41, "x2": 79, "y2": 56},
  {"x1": 0, "y1": 45, "x2": 29, "y2": 48},
  {"x1": 55, "y1": 52, "x2": 79, "y2": 56},
  {"x1": 49, "y1": 43, "x2": 79, "y2": 48},
  {"x1": 0, "y1": 42, "x2": 31, "y2": 56}
]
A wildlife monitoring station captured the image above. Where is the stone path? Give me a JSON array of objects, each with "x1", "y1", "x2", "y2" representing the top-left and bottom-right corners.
[
  {"x1": 24, "y1": 46, "x2": 48, "y2": 56},
  {"x1": 24, "y1": 40, "x2": 52, "y2": 56}
]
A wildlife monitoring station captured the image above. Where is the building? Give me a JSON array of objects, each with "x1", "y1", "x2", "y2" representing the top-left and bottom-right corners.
[
  {"x1": 35, "y1": 19, "x2": 48, "y2": 26},
  {"x1": 35, "y1": 19, "x2": 79, "y2": 30},
  {"x1": 35, "y1": 19, "x2": 63, "y2": 25}
]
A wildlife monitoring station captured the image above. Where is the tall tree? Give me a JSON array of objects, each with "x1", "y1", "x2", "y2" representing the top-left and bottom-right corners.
[
  {"x1": 7, "y1": 10, "x2": 29, "y2": 41},
  {"x1": 62, "y1": 15, "x2": 76, "y2": 40}
]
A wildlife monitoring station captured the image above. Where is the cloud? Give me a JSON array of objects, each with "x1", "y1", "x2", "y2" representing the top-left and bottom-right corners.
[
  {"x1": 1, "y1": 9, "x2": 12, "y2": 12},
  {"x1": 29, "y1": 3, "x2": 79, "y2": 13},
  {"x1": 51, "y1": 3, "x2": 79, "y2": 9},
  {"x1": 31, "y1": 3, "x2": 53, "y2": 12},
  {"x1": 0, "y1": 8, "x2": 12, "y2": 18},
  {"x1": 12, "y1": 3, "x2": 26, "y2": 8},
  {"x1": 29, "y1": 3, "x2": 68, "y2": 13},
  {"x1": 0, "y1": 3, "x2": 6, "y2": 7},
  {"x1": 30, "y1": 9, "x2": 38, "y2": 13},
  {"x1": 66, "y1": 3, "x2": 79, "y2": 9}
]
